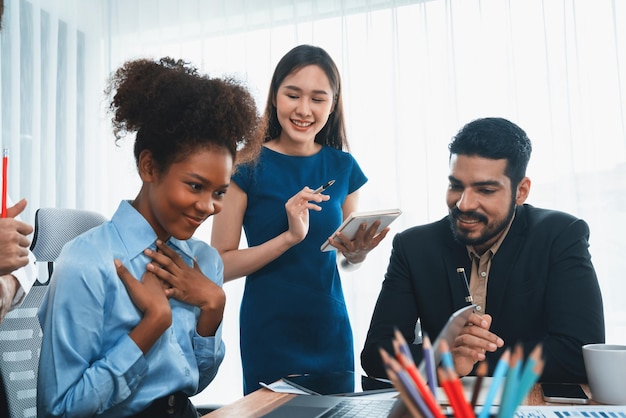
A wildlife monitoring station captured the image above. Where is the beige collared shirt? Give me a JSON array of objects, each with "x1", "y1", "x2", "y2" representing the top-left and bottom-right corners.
[{"x1": 466, "y1": 213, "x2": 515, "y2": 314}]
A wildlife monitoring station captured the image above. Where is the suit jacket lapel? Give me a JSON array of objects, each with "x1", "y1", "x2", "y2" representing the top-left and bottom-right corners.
[
  {"x1": 443, "y1": 218, "x2": 474, "y2": 311},
  {"x1": 486, "y1": 205, "x2": 528, "y2": 320}
]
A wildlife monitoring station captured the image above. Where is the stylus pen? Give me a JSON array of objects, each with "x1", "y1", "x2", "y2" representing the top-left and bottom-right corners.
[
  {"x1": 1, "y1": 148, "x2": 8, "y2": 218},
  {"x1": 457, "y1": 267, "x2": 473, "y2": 304},
  {"x1": 313, "y1": 179, "x2": 335, "y2": 194}
]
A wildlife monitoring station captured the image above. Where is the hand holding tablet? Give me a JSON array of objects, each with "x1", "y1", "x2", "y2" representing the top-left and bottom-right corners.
[{"x1": 320, "y1": 208, "x2": 402, "y2": 252}]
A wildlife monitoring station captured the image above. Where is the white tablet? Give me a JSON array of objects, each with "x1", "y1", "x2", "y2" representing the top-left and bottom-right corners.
[
  {"x1": 320, "y1": 209, "x2": 402, "y2": 252},
  {"x1": 418, "y1": 304, "x2": 477, "y2": 376}
]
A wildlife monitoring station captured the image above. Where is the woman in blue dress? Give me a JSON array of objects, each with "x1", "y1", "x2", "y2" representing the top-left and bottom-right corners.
[{"x1": 211, "y1": 44, "x2": 390, "y2": 394}]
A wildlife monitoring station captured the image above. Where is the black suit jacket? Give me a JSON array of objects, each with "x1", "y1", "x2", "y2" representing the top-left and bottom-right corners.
[{"x1": 361, "y1": 204, "x2": 605, "y2": 383}]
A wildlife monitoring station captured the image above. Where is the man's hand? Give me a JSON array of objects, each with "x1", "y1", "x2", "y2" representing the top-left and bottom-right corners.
[
  {"x1": 0, "y1": 199, "x2": 34, "y2": 276},
  {"x1": 0, "y1": 274, "x2": 19, "y2": 322},
  {"x1": 450, "y1": 312, "x2": 504, "y2": 376}
]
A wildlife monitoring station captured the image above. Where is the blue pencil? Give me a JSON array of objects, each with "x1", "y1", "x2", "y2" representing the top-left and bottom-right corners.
[
  {"x1": 513, "y1": 344, "x2": 544, "y2": 409},
  {"x1": 497, "y1": 344, "x2": 523, "y2": 418},
  {"x1": 394, "y1": 327, "x2": 415, "y2": 360},
  {"x1": 477, "y1": 348, "x2": 510, "y2": 418},
  {"x1": 439, "y1": 339, "x2": 455, "y2": 370}
]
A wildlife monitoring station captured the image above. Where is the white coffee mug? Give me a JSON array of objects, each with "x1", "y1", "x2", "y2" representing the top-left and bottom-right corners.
[{"x1": 582, "y1": 343, "x2": 626, "y2": 404}]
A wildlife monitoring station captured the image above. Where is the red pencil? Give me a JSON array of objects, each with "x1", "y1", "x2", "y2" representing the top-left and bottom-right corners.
[
  {"x1": 393, "y1": 338, "x2": 446, "y2": 418},
  {"x1": 448, "y1": 367, "x2": 475, "y2": 418},
  {"x1": 2, "y1": 148, "x2": 8, "y2": 218},
  {"x1": 380, "y1": 347, "x2": 431, "y2": 418},
  {"x1": 438, "y1": 367, "x2": 475, "y2": 418},
  {"x1": 438, "y1": 367, "x2": 465, "y2": 418}
]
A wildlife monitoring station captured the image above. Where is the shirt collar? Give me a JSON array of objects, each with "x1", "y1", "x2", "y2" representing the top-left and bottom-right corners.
[
  {"x1": 467, "y1": 210, "x2": 516, "y2": 260},
  {"x1": 111, "y1": 200, "x2": 194, "y2": 261}
]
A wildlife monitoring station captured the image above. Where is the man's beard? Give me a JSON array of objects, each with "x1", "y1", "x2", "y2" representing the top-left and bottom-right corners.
[{"x1": 448, "y1": 198, "x2": 516, "y2": 247}]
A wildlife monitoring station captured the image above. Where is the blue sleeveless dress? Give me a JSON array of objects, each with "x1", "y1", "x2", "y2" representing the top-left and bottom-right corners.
[{"x1": 233, "y1": 146, "x2": 367, "y2": 394}]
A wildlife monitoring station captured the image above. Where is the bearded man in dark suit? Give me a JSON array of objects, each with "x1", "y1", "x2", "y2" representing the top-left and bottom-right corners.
[{"x1": 361, "y1": 117, "x2": 605, "y2": 383}]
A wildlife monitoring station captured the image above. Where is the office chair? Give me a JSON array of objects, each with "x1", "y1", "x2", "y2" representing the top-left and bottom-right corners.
[{"x1": 0, "y1": 208, "x2": 107, "y2": 418}]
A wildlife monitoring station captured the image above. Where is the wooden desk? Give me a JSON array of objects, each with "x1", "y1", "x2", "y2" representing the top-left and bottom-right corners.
[
  {"x1": 202, "y1": 389, "x2": 296, "y2": 418},
  {"x1": 203, "y1": 384, "x2": 593, "y2": 417}
]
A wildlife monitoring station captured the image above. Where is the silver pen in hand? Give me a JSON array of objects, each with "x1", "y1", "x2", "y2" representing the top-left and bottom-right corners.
[
  {"x1": 313, "y1": 179, "x2": 335, "y2": 194},
  {"x1": 457, "y1": 267, "x2": 473, "y2": 305}
]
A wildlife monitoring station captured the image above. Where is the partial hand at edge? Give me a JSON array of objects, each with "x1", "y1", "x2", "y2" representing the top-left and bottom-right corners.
[
  {"x1": 0, "y1": 199, "x2": 33, "y2": 276},
  {"x1": 0, "y1": 274, "x2": 19, "y2": 323}
]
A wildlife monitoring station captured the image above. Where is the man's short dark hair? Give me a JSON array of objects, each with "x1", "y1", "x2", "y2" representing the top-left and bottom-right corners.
[{"x1": 448, "y1": 117, "x2": 532, "y2": 186}]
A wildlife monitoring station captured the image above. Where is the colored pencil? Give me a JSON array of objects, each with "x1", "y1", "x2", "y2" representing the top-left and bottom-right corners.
[
  {"x1": 497, "y1": 344, "x2": 523, "y2": 418},
  {"x1": 448, "y1": 366, "x2": 476, "y2": 418},
  {"x1": 470, "y1": 361, "x2": 488, "y2": 409},
  {"x1": 438, "y1": 367, "x2": 474, "y2": 418},
  {"x1": 2, "y1": 149, "x2": 8, "y2": 218},
  {"x1": 439, "y1": 339, "x2": 455, "y2": 370},
  {"x1": 477, "y1": 348, "x2": 510, "y2": 418},
  {"x1": 513, "y1": 344, "x2": 544, "y2": 409},
  {"x1": 393, "y1": 337, "x2": 445, "y2": 418},
  {"x1": 393, "y1": 327, "x2": 415, "y2": 360},
  {"x1": 380, "y1": 347, "x2": 433, "y2": 418},
  {"x1": 435, "y1": 337, "x2": 475, "y2": 418},
  {"x1": 422, "y1": 333, "x2": 438, "y2": 395},
  {"x1": 397, "y1": 368, "x2": 435, "y2": 418},
  {"x1": 438, "y1": 367, "x2": 462, "y2": 418}
]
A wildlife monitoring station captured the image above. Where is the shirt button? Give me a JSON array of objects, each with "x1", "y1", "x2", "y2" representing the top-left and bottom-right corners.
[
  {"x1": 476, "y1": 306, "x2": 482, "y2": 311},
  {"x1": 480, "y1": 271, "x2": 487, "y2": 277}
]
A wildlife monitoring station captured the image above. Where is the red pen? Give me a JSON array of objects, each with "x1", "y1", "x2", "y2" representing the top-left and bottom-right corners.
[{"x1": 2, "y1": 148, "x2": 8, "y2": 218}]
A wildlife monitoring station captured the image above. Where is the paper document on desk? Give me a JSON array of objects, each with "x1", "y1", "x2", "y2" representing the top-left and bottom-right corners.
[
  {"x1": 259, "y1": 380, "x2": 309, "y2": 395},
  {"x1": 514, "y1": 405, "x2": 626, "y2": 417}
]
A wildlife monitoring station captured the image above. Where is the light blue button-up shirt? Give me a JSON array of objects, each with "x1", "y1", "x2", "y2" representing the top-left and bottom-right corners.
[{"x1": 37, "y1": 200, "x2": 225, "y2": 418}]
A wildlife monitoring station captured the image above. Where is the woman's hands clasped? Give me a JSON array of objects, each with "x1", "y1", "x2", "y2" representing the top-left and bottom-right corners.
[
  {"x1": 144, "y1": 240, "x2": 225, "y2": 337},
  {"x1": 115, "y1": 258, "x2": 172, "y2": 354},
  {"x1": 115, "y1": 239, "x2": 225, "y2": 352}
]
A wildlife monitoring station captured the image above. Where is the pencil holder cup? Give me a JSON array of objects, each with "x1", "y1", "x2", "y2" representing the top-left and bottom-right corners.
[{"x1": 582, "y1": 343, "x2": 626, "y2": 404}]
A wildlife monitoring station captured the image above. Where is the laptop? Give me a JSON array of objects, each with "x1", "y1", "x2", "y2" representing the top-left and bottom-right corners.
[
  {"x1": 262, "y1": 306, "x2": 477, "y2": 417},
  {"x1": 261, "y1": 372, "x2": 402, "y2": 417},
  {"x1": 281, "y1": 371, "x2": 393, "y2": 395},
  {"x1": 259, "y1": 395, "x2": 406, "y2": 418}
]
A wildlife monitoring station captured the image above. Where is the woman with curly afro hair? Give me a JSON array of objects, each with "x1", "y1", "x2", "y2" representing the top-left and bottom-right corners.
[{"x1": 37, "y1": 57, "x2": 261, "y2": 418}]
